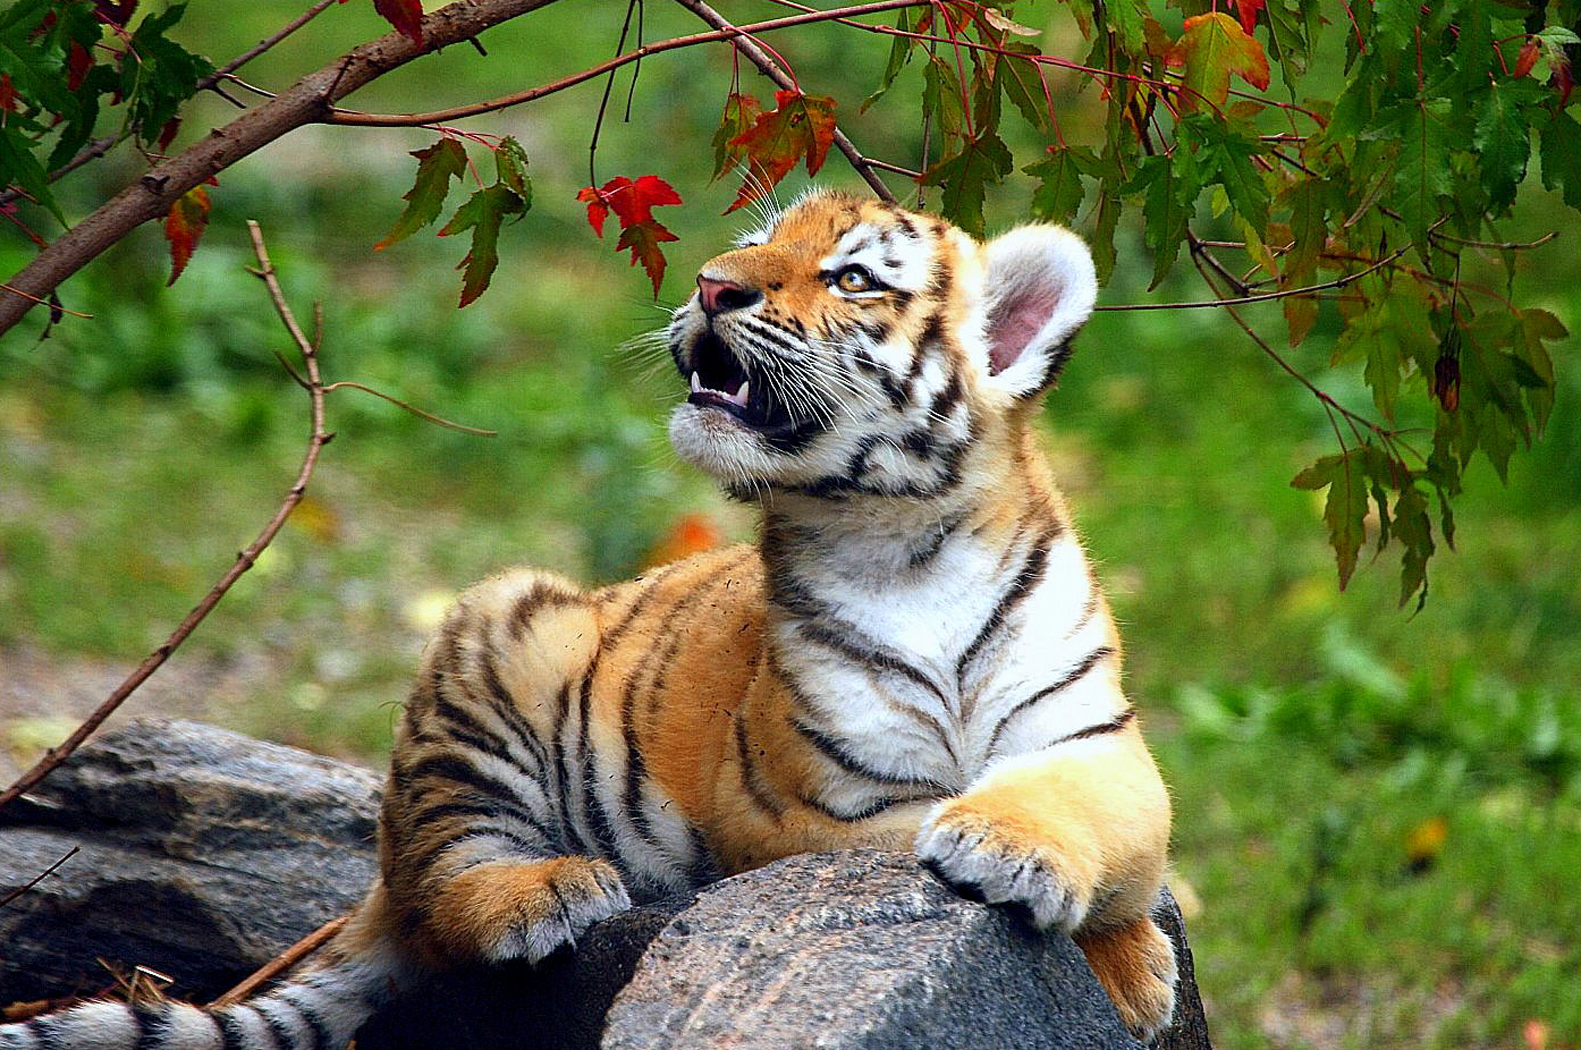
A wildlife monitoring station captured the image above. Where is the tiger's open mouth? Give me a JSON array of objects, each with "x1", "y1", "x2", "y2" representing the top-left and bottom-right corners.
[{"x1": 686, "y1": 331, "x2": 795, "y2": 433}]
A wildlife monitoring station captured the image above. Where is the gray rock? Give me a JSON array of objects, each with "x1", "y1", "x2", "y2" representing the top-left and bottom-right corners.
[
  {"x1": 0, "y1": 719, "x2": 380, "y2": 1003},
  {"x1": 0, "y1": 721, "x2": 1211, "y2": 1050},
  {"x1": 604, "y1": 849, "x2": 1164, "y2": 1050}
]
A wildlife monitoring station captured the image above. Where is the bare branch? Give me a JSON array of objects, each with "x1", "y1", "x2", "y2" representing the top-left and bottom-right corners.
[
  {"x1": 321, "y1": 381, "x2": 499, "y2": 436},
  {"x1": 195, "y1": 0, "x2": 341, "y2": 94},
  {"x1": 1094, "y1": 244, "x2": 1411, "y2": 312},
  {"x1": 323, "y1": 0, "x2": 926, "y2": 130},
  {"x1": 0, "y1": 221, "x2": 331, "y2": 814},
  {"x1": 0, "y1": 0, "x2": 564, "y2": 336}
]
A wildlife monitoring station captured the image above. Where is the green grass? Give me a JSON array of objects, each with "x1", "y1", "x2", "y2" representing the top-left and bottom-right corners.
[{"x1": 2, "y1": 5, "x2": 1578, "y2": 1048}]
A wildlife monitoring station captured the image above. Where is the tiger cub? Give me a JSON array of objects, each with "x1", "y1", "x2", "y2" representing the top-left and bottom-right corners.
[{"x1": 0, "y1": 190, "x2": 1176, "y2": 1049}]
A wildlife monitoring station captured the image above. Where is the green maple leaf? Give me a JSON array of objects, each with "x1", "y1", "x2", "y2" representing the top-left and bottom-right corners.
[
  {"x1": 1472, "y1": 83, "x2": 1531, "y2": 211},
  {"x1": 862, "y1": 7, "x2": 919, "y2": 112},
  {"x1": 494, "y1": 136, "x2": 531, "y2": 202},
  {"x1": 1391, "y1": 482, "x2": 1434, "y2": 609},
  {"x1": 1025, "y1": 145, "x2": 1099, "y2": 226},
  {"x1": 995, "y1": 41, "x2": 1052, "y2": 134},
  {"x1": 1181, "y1": 114, "x2": 1269, "y2": 230},
  {"x1": 1292, "y1": 451, "x2": 1369, "y2": 590},
  {"x1": 439, "y1": 183, "x2": 527, "y2": 308},
  {"x1": 922, "y1": 132, "x2": 1013, "y2": 237},
  {"x1": 1385, "y1": 97, "x2": 1452, "y2": 256},
  {"x1": 1104, "y1": 0, "x2": 1147, "y2": 55},
  {"x1": 123, "y1": 3, "x2": 213, "y2": 144},
  {"x1": 375, "y1": 137, "x2": 468, "y2": 251},
  {"x1": 1538, "y1": 110, "x2": 1580, "y2": 209},
  {"x1": 1127, "y1": 150, "x2": 1200, "y2": 288}
]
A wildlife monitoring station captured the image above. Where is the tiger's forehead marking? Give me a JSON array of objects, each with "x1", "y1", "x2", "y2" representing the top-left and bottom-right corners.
[{"x1": 820, "y1": 219, "x2": 932, "y2": 293}]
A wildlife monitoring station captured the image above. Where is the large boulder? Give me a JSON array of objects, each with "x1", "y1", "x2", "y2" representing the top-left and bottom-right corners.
[{"x1": 0, "y1": 721, "x2": 1211, "y2": 1050}]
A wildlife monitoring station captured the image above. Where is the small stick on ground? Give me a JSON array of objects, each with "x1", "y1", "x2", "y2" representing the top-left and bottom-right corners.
[
  {"x1": 210, "y1": 915, "x2": 349, "y2": 1007},
  {"x1": 0, "y1": 846, "x2": 79, "y2": 911}
]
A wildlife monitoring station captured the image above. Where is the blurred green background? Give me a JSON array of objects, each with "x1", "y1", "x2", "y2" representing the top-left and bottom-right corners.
[{"x1": 0, "y1": 4, "x2": 1576, "y2": 1049}]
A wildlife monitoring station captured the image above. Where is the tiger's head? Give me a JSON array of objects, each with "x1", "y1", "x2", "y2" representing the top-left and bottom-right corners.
[{"x1": 665, "y1": 190, "x2": 1096, "y2": 501}]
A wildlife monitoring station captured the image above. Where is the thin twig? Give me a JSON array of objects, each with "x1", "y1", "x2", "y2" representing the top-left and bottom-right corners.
[
  {"x1": 321, "y1": 381, "x2": 498, "y2": 436},
  {"x1": 0, "y1": 222, "x2": 331, "y2": 815},
  {"x1": 0, "y1": 135, "x2": 121, "y2": 209},
  {"x1": 195, "y1": 0, "x2": 341, "y2": 93},
  {"x1": 1095, "y1": 244, "x2": 1411, "y2": 311},
  {"x1": 0, "y1": 847, "x2": 80, "y2": 911},
  {"x1": 209, "y1": 916, "x2": 348, "y2": 1007}
]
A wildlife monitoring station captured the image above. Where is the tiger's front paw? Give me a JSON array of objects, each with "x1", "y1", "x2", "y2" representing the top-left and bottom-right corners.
[
  {"x1": 914, "y1": 805, "x2": 1093, "y2": 933},
  {"x1": 431, "y1": 856, "x2": 632, "y2": 965}
]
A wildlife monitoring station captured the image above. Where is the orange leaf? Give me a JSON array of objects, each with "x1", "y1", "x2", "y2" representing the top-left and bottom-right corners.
[
  {"x1": 373, "y1": 0, "x2": 423, "y2": 46},
  {"x1": 164, "y1": 185, "x2": 211, "y2": 286},
  {"x1": 725, "y1": 90, "x2": 838, "y2": 213},
  {"x1": 644, "y1": 512, "x2": 722, "y2": 568},
  {"x1": 576, "y1": 175, "x2": 684, "y2": 296},
  {"x1": 1167, "y1": 12, "x2": 1271, "y2": 112}
]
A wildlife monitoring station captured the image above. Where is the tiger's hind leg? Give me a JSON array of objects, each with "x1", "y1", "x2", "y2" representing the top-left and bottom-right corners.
[
  {"x1": 1073, "y1": 915, "x2": 1178, "y2": 1043},
  {"x1": 385, "y1": 569, "x2": 632, "y2": 967}
]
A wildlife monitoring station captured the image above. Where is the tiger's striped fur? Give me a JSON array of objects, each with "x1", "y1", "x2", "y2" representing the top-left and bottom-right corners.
[{"x1": 0, "y1": 190, "x2": 1176, "y2": 1048}]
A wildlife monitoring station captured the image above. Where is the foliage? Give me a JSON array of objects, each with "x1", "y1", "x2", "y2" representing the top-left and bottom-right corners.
[{"x1": 1, "y1": 0, "x2": 1574, "y2": 601}]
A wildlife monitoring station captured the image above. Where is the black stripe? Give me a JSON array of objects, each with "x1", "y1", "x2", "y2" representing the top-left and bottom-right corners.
[
  {"x1": 734, "y1": 711, "x2": 785, "y2": 818},
  {"x1": 799, "y1": 621, "x2": 949, "y2": 709},
  {"x1": 908, "y1": 511, "x2": 968, "y2": 569},
  {"x1": 578, "y1": 671, "x2": 621, "y2": 860},
  {"x1": 214, "y1": 1008, "x2": 252, "y2": 1050},
  {"x1": 131, "y1": 1002, "x2": 170, "y2": 1050},
  {"x1": 408, "y1": 797, "x2": 554, "y2": 847},
  {"x1": 550, "y1": 681, "x2": 586, "y2": 853},
  {"x1": 406, "y1": 752, "x2": 529, "y2": 809},
  {"x1": 410, "y1": 825, "x2": 547, "y2": 877},
  {"x1": 277, "y1": 992, "x2": 334, "y2": 1050},
  {"x1": 473, "y1": 645, "x2": 551, "y2": 774},
  {"x1": 985, "y1": 647, "x2": 1119, "y2": 756},
  {"x1": 25, "y1": 1015, "x2": 64, "y2": 1050},
  {"x1": 957, "y1": 526, "x2": 1061, "y2": 682},
  {"x1": 792, "y1": 718, "x2": 943, "y2": 791},
  {"x1": 245, "y1": 1002, "x2": 295, "y2": 1050},
  {"x1": 798, "y1": 789, "x2": 907, "y2": 823},
  {"x1": 508, "y1": 582, "x2": 583, "y2": 638}
]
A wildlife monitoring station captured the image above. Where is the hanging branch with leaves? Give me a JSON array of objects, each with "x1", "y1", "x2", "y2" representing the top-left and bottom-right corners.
[{"x1": 1, "y1": 0, "x2": 1575, "y2": 612}]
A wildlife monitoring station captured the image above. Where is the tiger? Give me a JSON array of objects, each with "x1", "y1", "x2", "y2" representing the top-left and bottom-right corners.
[{"x1": 0, "y1": 189, "x2": 1177, "y2": 1049}]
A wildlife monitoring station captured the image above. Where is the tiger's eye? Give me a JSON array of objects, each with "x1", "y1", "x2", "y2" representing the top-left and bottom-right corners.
[{"x1": 836, "y1": 268, "x2": 872, "y2": 293}]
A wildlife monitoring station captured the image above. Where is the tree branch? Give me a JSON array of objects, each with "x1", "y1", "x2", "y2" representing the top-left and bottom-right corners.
[
  {"x1": 0, "y1": 0, "x2": 563, "y2": 336},
  {"x1": 0, "y1": 221, "x2": 331, "y2": 814},
  {"x1": 210, "y1": 916, "x2": 348, "y2": 1007},
  {"x1": 671, "y1": 0, "x2": 896, "y2": 202}
]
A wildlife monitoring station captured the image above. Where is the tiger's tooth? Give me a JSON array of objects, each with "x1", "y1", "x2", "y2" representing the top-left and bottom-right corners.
[
  {"x1": 728, "y1": 380, "x2": 750, "y2": 407},
  {"x1": 690, "y1": 371, "x2": 702, "y2": 393}
]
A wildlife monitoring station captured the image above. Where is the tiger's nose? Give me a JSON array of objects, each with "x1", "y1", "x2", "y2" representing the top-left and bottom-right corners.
[{"x1": 697, "y1": 276, "x2": 761, "y2": 316}]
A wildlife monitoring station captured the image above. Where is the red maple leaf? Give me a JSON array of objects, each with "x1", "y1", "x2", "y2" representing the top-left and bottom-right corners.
[
  {"x1": 1228, "y1": 0, "x2": 1265, "y2": 36},
  {"x1": 0, "y1": 75, "x2": 16, "y2": 115},
  {"x1": 373, "y1": 0, "x2": 424, "y2": 46},
  {"x1": 576, "y1": 175, "x2": 683, "y2": 296},
  {"x1": 164, "y1": 184, "x2": 212, "y2": 286},
  {"x1": 1513, "y1": 41, "x2": 1541, "y2": 79},
  {"x1": 725, "y1": 90, "x2": 838, "y2": 213}
]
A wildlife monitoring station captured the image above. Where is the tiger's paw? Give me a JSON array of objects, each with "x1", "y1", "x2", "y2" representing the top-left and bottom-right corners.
[
  {"x1": 914, "y1": 805, "x2": 1092, "y2": 934},
  {"x1": 432, "y1": 856, "x2": 632, "y2": 965},
  {"x1": 1076, "y1": 916, "x2": 1179, "y2": 1043}
]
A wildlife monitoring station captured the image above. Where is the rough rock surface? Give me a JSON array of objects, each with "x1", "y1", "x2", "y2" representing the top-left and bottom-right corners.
[
  {"x1": 1, "y1": 721, "x2": 1211, "y2": 1050},
  {"x1": 603, "y1": 849, "x2": 1162, "y2": 1050},
  {"x1": 0, "y1": 720, "x2": 381, "y2": 1003}
]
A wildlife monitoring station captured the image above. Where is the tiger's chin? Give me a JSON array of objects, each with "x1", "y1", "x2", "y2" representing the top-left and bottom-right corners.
[{"x1": 668, "y1": 402, "x2": 781, "y2": 485}]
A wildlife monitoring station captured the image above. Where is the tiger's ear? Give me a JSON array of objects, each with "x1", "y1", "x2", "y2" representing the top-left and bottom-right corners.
[{"x1": 978, "y1": 225, "x2": 1098, "y2": 400}]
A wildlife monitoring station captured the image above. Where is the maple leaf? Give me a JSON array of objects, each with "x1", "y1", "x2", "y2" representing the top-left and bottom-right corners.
[
  {"x1": 1168, "y1": 12, "x2": 1271, "y2": 111},
  {"x1": 376, "y1": 137, "x2": 467, "y2": 250},
  {"x1": 725, "y1": 90, "x2": 838, "y2": 213},
  {"x1": 439, "y1": 183, "x2": 527, "y2": 308},
  {"x1": 711, "y1": 92, "x2": 763, "y2": 181},
  {"x1": 1291, "y1": 450, "x2": 1368, "y2": 590},
  {"x1": 1229, "y1": 0, "x2": 1265, "y2": 36},
  {"x1": 373, "y1": 0, "x2": 423, "y2": 46},
  {"x1": 576, "y1": 175, "x2": 684, "y2": 296},
  {"x1": 922, "y1": 132, "x2": 1012, "y2": 237},
  {"x1": 164, "y1": 183, "x2": 210, "y2": 286}
]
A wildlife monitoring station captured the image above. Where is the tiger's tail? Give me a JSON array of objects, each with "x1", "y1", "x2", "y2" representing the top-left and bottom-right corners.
[{"x1": 0, "y1": 916, "x2": 403, "y2": 1050}]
